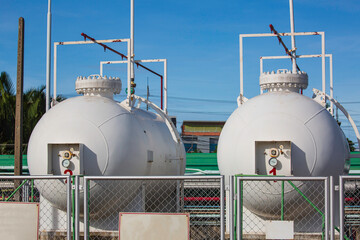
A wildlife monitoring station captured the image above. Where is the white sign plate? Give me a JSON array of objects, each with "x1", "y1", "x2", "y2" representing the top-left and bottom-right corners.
[{"x1": 119, "y1": 212, "x2": 190, "y2": 240}]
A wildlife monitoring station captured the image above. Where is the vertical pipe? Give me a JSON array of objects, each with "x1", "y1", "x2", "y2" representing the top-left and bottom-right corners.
[
  {"x1": 130, "y1": 0, "x2": 135, "y2": 81},
  {"x1": 329, "y1": 54, "x2": 334, "y2": 116},
  {"x1": 75, "y1": 176, "x2": 80, "y2": 240},
  {"x1": 127, "y1": 40, "x2": 131, "y2": 105},
  {"x1": 46, "y1": 0, "x2": 52, "y2": 111},
  {"x1": 260, "y1": 58, "x2": 264, "y2": 94},
  {"x1": 324, "y1": 177, "x2": 329, "y2": 240},
  {"x1": 67, "y1": 176, "x2": 72, "y2": 240},
  {"x1": 14, "y1": 17, "x2": 24, "y2": 180},
  {"x1": 289, "y1": 0, "x2": 297, "y2": 72},
  {"x1": 239, "y1": 35, "x2": 244, "y2": 104},
  {"x1": 330, "y1": 176, "x2": 334, "y2": 240},
  {"x1": 339, "y1": 176, "x2": 344, "y2": 240},
  {"x1": 100, "y1": 62, "x2": 103, "y2": 76},
  {"x1": 160, "y1": 76, "x2": 163, "y2": 110},
  {"x1": 84, "y1": 178, "x2": 88, "y2": 240},
  {"x1": 220, "y1": 176, "x2": 225, "y2": 240},
  {"x1": 164, "y1": 59, "x2": 168, "y2": 114},
  {"x1": 321, "y1": 33, "x2": 326, "y2": 106},
  {"x1": 229, "y1": 176, "x2": 234, "y2": 240},
  {"x1": 53, "y1": 43, "x2": 57, "y2": 101}
]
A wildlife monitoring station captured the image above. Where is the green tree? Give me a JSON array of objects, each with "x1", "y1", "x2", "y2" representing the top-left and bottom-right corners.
[
  {"x1": 1, "y1": 71, "x2": 66, "y2": 154},
  {"x1": 0, "y1": 72, "x2": 15, "y2": 145},
  {"x1": 23, "y1": 86, "x2": 46, "y2": 143}
]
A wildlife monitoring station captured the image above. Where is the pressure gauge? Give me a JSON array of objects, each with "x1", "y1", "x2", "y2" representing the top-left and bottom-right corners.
[
  {"x1": 62, "y1": 159, "x2": 71, "y2": 168},
  {"x1": 268, "y1": 158, "x2": 278, "y2": 167},
  {"x1": 63, "y1": 150, "x2": 72, "y2": 160}
]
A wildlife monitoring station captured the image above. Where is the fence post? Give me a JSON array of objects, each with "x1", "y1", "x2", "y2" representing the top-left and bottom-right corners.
[
  {"x1": 236, "y1": 177, "x2": 243, "y2": 240},
  {"x1": 220, "y1": 175, "x2": 225, "y2": 240},
  {"x1": 83, "y1": 177, "x2": 89, "y2": 240},
  {"x1": 229, "y1": 176, "x2": 234, "y2": 240},
  {"x1": 75, "y1": 176, "x2": 80, "y2": 240},
  {"x1": 339, "y1": 176, "x2": 344, "y2": 240},
  {"x1": 330, "y1": 176, "x2": 334, "y2": 240},
  {"x1": 325, "y1": 177, "x2": 329, "y2": 240},
  {"x1": 67, "y1": 176, "x2": 72, "y2": 240}
]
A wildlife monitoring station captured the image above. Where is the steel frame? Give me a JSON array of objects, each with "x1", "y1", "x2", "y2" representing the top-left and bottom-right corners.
[
  {"x1": 100, "y1": 59, "x2": 168, "y2": 113},
  {"x1": 260, "y1": 54, "x2": 334, "y2": 114},
  {"x1": 239, "y1": 32, "x2": 326, "y2": 105},
  {"x1": 53, "y1": 38, "x2": 132, "y2": 107}
]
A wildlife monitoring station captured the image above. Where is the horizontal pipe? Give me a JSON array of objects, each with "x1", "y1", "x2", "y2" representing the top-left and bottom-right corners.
[
  {"x1": 261, "y1": 54, "x2": 332, "y2": 60},
  {"x1": 240, "y1": 31, "x2": 323, "y2": 38},
  {"x1": 84, "y1": 175, "x2": 223, "y2": 181},
  {"x1": 236, "y1": 176, "x2": 327, "y2": 181},
  {"x1": 54, "y1": 39, "x2": 128, "y2": 46},
  {"x1": 0, "y1": 175, "x2": 69, "y2": 180}
]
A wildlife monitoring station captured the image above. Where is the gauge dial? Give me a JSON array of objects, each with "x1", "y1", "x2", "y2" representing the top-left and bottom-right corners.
[
  {"x1": 62, "y1": 159, "x2": 71, "y2": 168},
  {"x1": 268, "y1": 158, "x2": 278, "y2": 167}
]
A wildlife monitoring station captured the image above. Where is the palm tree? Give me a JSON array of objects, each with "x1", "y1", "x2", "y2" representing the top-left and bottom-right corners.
[
  {"x1": 0, "y1": 72, "x2": 15, "y2": 147},
  {"x1": 1, "y1": 71, "x2": 66, "y2": 154},
  {"x1": 23, "y1": 86, "x2": 46, "y2": 144}
]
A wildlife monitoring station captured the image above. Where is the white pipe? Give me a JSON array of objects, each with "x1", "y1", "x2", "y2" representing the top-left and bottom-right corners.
[
  {"x1": 239, "y1": 35, "x2": 243, "y2": 104},
  {"x1": 53, "y1": 43, "x2": 57, "y2": 101},
  {"x1": 100, "y1": 61, "x2": 103, "y2": 76},
  {"x1": 289, "y1": 0, "x2": 297, "y2": 72},
  {"x1": 313, "y1": 89, "x2": 360, "y2": 148},
  {"x1": 260, "y1": 58, "x2": 263, "y2": 94},
  {"x1": 130, "y1": 0, "x2": 135, "y2": 80},
  {"x1": 164, "y1": 59, "x2": 168, "y2": 114},
  {"x1": 329, "y1": 54, "x2": 334, "y2": 116},
  {"x1": 127, "y1": 40, "x2": 131, "y2": 105},
  {"x1": 46, "y1": 0, "x2": 52, "y2": 111},
  {"x1": 260, "y1": 54, "x2": 332, "y2": 60},
  {"x1": 321, "y1": 33, "x2": 326, "y2": 106},
  {"x1": 55, "y1": 39, "x2": 128, "y2": 45},
  {"x1": 241, "y1": 32, "x2": 322, "y2": 38}
]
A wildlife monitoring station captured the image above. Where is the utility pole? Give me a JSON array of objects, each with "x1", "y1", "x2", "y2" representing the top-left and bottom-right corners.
[
  {"x1": 14, "y1": 17, "x2": 24, "y2": 201},
  {"x1": 14, "y1": 17, "x2": 24, "y2": 176}
]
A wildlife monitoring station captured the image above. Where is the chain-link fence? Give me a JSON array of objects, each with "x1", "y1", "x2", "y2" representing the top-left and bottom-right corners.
[
  {"x1": 340, "y1": 176, "x2": 360, "y2": 240},
  {"x1": 0, "y1": 176, "x2": 72, "y2": 240},
  {"x1": 234, "y1": 176, "x2": 329, "y2": 240},
  {"x1": 82, "y1": 176, "x2": 225, "y2": 240}
]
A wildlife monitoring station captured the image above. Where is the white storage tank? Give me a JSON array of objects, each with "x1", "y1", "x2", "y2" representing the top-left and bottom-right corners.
[
  {"x1": 27, "y1": 75, "x2": 186, "y2": 228},
  {"x1": 217, "y1": 70, "x2": 350, "y2": 230}
]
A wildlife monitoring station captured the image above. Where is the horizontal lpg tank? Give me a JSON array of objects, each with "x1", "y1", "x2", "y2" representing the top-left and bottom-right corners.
[
  {"x1": 217, "y1": 70, "x2": 349, "y2": 229},
  {"x1": 27, "y1": 75, "x2": 185, "y2": 227}
]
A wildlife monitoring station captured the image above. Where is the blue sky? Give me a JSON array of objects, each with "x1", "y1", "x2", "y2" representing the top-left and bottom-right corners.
[{"x1": 1, "y1": 0, "x2": 359, "y2": 148}]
